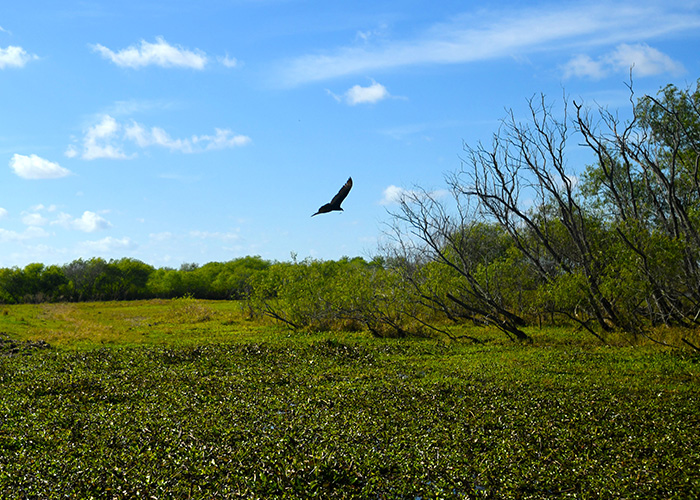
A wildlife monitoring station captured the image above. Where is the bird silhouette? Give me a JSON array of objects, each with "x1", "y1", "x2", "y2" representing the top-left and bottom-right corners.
[{"x1": 312, "y1": 177, "x2": 353, "y2": 217}]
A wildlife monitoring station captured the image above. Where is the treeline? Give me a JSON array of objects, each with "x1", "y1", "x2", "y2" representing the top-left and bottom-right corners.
[
  {"x1": 2, "y1": 80, "x2": 699, "y2": 345},
  {"x1": 0, "y1": 256, "x2": 270, "y2": 303}
]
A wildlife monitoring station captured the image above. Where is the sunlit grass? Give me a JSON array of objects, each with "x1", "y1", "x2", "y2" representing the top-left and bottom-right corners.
[{"x1": 2, "y1": 299, "x2": 303, "y2": 349}]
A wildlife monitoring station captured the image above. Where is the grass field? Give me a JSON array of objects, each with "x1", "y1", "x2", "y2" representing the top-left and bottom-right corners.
[{"x1": 1, "y1": 299, "x2": 699, "y2": 498}]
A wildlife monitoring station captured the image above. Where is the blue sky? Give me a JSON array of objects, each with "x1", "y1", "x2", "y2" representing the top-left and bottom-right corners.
[{"x1": 1, "y1": 0, "x2": 699, "y2": 268}]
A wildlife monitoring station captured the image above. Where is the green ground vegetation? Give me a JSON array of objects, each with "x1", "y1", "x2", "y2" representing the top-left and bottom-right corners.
[{"x1": 1, "y1": 299, "x2": 699, "y2": 498}]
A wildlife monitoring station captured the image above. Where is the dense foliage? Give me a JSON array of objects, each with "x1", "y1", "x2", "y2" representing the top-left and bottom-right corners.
[
  {"x1": 1, "y1": 320, "x2": 699, "y2": 498},
  {"x1": 0, "y1": 256, "x2": 271, "y2": 304}
]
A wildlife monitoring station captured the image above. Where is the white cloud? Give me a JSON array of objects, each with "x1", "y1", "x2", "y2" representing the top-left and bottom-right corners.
[
  {"x1": 380, "y1": 185, "x2": 449, "y2": 205},
  {"x1": 149, "y1": 231, "x2": 173, "y2": 242},
  {"x1": 73, "y1": 211, "x2": 112, "y2": 232},
  {"x1": 92, "y1": 37, "x2": 207, "y2": 69},
  {"x1": 189, "y1": 230, "x2": 240, "y2": 241},
  {"x1": 9, "y1": 154, "x2": 72, "y2": 179},
  {"x1": 64, "y1": 145, "x2": 79, "y2": 158},
  {"x1": 31, "y1": 203, "x2": 58, "y2": 212},
  {"x1": 81, "y1": 115, "x2": 129, "y2": 160},
  {"x1": 0, "y1": 45, "x2": 37, "y2": 69},
  {"x1": 22, "y1": 213, "x2": 48, "y2": 226},
  {"x1": 78, "y1": 236, "x2": 136, "y2": 254},
  {"x1": 0, "y1": 226, "x2": 49, "y2": 242},
  {"x1": 124, "y1": 122, "x2": 188, "y2": 151},
  {"x1": 355, "y1": 25, "x2": 388, "y2": 44},
  {"x1": 219, "y1": 54, "x2": 238, "y2": 68},
  {"x1": 328, "y1": 80, "x2": 395, "y2": 105},
  {"x1": 124, "y1": 121, "x2": 251, "y2": 153},
  {"x1": 73, "y1": 115, "x2": 251, "y2": 159},
  {"x1": 276, "y1": 3, "x2": 700, "y2": 86},
  {"x1": 98, "y1": 99, "x2": 178, "y2": 118},
  {"x1": 345, "y1": 80, "x2": 391, "y2": 105},
  {"x1": 561, "y1": 54, "x2": 607, "y2": 80},
  {"x1": 380, "y1": 185, "x2": 413, "y2": 205},
  {"x1": 563, "y1": 43, "x2": 685, "y2": 79},
  {"x1": 606, "y1": 43, "x2": 685, "y2": 77},
  {"x1": 53, "y1": 211, "x2": 112, "y2": 233},
  {"x1": 194, "y1": 128, "x2": 251, "y2": 150}
]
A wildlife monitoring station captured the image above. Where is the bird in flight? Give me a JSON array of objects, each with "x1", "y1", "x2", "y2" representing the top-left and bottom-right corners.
[{"x1": 312, "y1": 177, "x2": 353, "y2": 217}]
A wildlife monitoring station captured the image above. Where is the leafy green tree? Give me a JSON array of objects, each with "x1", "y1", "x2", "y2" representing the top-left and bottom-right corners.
[
  {"x1": 216, "y1": 256, "x2": 271, "y2": 300},
  {"x1": 0, "y1": 267, "x2": 25, "y2": 303},
  {"x1": 62, "y1": 258, "x2": 108, "y2": 301},
  {"x1": 247, "y1": 257, "x2": 427, "y2": 337},
  {"x1": 576, "y1": 78, "x2": 700, "y2": 329},
  {"x1": 147, "y1": 268, "x2": 184, "y2": 298}
]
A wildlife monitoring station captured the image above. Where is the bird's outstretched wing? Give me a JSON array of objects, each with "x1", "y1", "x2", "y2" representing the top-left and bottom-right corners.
[
  {"x1": 329, "y1": 177, "x2": 353, "y2": 209},
  {"x1": 312, "y1": 177, "x2": 353, "y2": 217}
]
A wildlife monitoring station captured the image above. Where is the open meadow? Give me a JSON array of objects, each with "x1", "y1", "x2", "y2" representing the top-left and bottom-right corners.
[{"x1": 1, "y1": 299, "x2": 699, "y2": 498}]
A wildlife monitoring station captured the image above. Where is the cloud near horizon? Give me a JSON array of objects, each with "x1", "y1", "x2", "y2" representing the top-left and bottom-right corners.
[{"x1": 77, "y1": 236, "x2": 136, "y2": 254}]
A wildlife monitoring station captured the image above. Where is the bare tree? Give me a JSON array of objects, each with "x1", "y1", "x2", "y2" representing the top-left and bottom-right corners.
[
  {"x1": 460, "y1": 95, "x2": 624, "y2": 336},
  {"x1": 385, "y1": 185, "x2": 531, "y2": 341},
  {"x1": 384, "y1": 81, "x2": 700, "y2": 342}
]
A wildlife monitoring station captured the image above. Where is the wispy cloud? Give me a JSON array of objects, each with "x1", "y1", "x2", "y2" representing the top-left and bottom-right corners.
[
  {"x1": 92, "y1": 36, "x2": 207, "y2": 69},
  {"x1": 379, "y1": 119, "x2": 465, "y2": 142},
  {"x1": 0, "y1": 226, "x2": 49, "y2": 242},
  {"x1": 31, "y1": 203, "x2": 58, "y2": 212},
  {"x1": 218, "y1": 53, "x2": 239, "y2": 68},
  {"x1": 105, "y1": 99, "x2": 177, "y2": 117},
  {"x1": 9, "y1": 154, "x2": 73, "y2": 179},
  {"x1": 0, "y1": 45, "x2": 37, "y2": 69},
  {"x1": 77, "y1": 236, "x2": 136, "y2": 254},
  {"x1": 125, "y1": 122, "x2": 251, "y2": 153},
  {"x1": 189, "y1": 230, "x2": 241, "y2": 241},
  {"x1": 563, "y1": 43, "x2": 685, "y2": 79},
  {"x1": 21, "y1": 207, "x2": 48, "y2": 227},
  {"x1": 276, "y1": 3, "x2": 700, "y2": 86},
  {"x1": 22, "y1": 212, "x2": 48, "y2": 226},
  {"x1": 68, "y1": 115, "x2": 251, "y2": 160}
]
